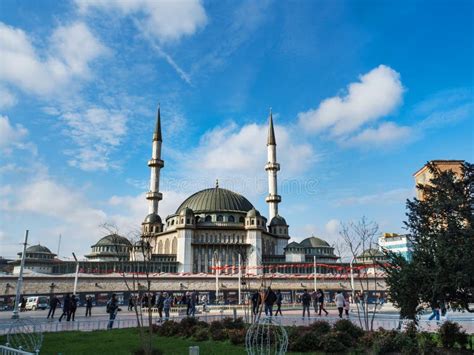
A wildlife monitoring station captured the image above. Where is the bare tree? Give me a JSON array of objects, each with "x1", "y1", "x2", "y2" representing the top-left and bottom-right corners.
[{"x1": 339, "y1": 217, "x2": 381, "y2": 331}]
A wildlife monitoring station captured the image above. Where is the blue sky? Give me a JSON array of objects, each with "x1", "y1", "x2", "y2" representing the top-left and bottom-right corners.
[{"x1": 0, "y1": 0, "x2": 472, "y2": 259}]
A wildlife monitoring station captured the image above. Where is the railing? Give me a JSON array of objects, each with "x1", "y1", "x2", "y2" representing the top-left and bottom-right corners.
[{"x1": 0, "y1": 345, "x2": 34, "y2": 355}]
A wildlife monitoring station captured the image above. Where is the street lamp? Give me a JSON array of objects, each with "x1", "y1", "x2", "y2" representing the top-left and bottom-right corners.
[
  {"x1": 12, "y1": 230, "x2": 28, "y2": 319},
  {"x1": 72, "y1": 252, "x2": 79, "y2": 295}
]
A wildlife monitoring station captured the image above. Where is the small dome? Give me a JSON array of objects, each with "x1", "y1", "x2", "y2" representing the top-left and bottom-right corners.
[
  {"x1": 269, "y1": 215, "x2": 287, "y2": 226},
  {"x1": 299, "y1": 236, "x2": 330, "y2": 247},
  {"x1": 359, "y1": 248, "x2": 384, "y2": 258},
  {"x1": 26, "y1": 244, "x2": 53, "y2": 254},
  {"x1": 179, "y1": 207, "x2": 194, "y2": 216},
  {"x1": 92, "y1": 234, "x2": 132, "y2": 247},
  {"x1": 246, "y1": 208, "x2": 261, "y2": 218},
  {"x1": 285, "y1": 241, "x2": 302, "y2": 249},
  {"x1": 143, "y1": 213, "x2": 162, "y2": 224}
]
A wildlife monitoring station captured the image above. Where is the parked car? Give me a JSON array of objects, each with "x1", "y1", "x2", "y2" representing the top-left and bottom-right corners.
[{"x1": 25, "y1": 296, "x2": 49, "y2": 310}]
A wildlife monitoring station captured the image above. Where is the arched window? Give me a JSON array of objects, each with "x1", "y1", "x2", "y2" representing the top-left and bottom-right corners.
[
  {"x1": 181, "y1": 218, "x2": 184, "y2": 224},
  {"x1": 195, "y1": 216, "x2": 200, "y2": 223},
  {"x1": 228, "y1": 215, "x2": 235, "y2": 222},
  {"x1": 159, "y1": 240, "x2": 164, "y2": 254},
  {"x1": 239, "y1": 216, "x2": 244, "y2": 223},
  {"x1": 217, "y1": 215, "x2": 223, "y2": 222},
  {"x1": 251, "y1": 219, "x2": 255, "y2": 225},
  {"x1": 164, "y1": 239, "x2": 170, "y2": 254},
  {"x1": 172, "y1": 237, "x2": 177, "y2": 254},
  {"x1": 171, "y1": 220, "x2": 175, "y2": 225},
  {"x1": 205, "y1": 215, "x2": 212, "y2": 222}
]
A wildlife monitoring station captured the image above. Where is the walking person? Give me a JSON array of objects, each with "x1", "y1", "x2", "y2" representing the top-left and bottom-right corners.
[
  {"x1": 312, "y1": 290, "x2": 319, "y2": 314},
  {"x1": 58, "y1": 293, "x2": 71, "y2": 322},
  {"x1": 275, "y1": 290, "x2": 283, "y2": 316},
  {"x1": 335, "y1": 291, "x2": 345, "y2": 318},
  {"x1": 47, "y1": 295, "x2": 60, "y2": 319},
  {"x1": 85, "y1": 296, "x2": 93, "y2": 317},
  {"x1": 344, "y1": 296, "x2": 350, "y2": 317},
  {"x1": 428, "y1": 301, "x2": 441, "y2": 322},
  {"x1": 163, "y1": 292, "x2": 172, "y2": 321},
  {"x1": 70, "y1": 295, "x2": 78, "y2": 321},
  {"x1": 20, "y1": 297, "x2": 26, "y2": 312},
  {"x1": 128, "y1": 296, "x2": 134, "y2": 311},
  {"x1": 317, "y1": 289, "x2": 329, "y2": 316},
  {"x1": 251, "y1": 291, "x2": 261, "y2": 316},
  {"x1": 264, "y1": 287, "x2": 277, "y2": 317},
  {"x1": 106, "y1": 294, "x2": 121, "y2": 329},
  {"x1": 190, "y1": 290, "x2": 197, "y2": 317},
  {"x1": 302, "y1": 289, "x2": 311, "y2": 319},
  {"x1": 156, "y1": 292, "x2": 164, "y2": 322}
]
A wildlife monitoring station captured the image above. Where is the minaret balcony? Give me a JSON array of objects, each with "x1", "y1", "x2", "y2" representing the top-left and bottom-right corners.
[
  {"x1": 265, "y1": 162, "x2": 280, "y2": 171},
  {"x1": 146, "y1": 191, "x2": 163, "y2": 200},
  {"x1": 148, "y1": 159, "x2": 164, "y2": 168},
  {"x1": 265, "y1": 194, "x2": 281, "y2": 203}
]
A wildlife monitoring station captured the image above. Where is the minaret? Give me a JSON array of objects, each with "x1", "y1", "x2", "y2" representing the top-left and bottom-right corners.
[
  {"x1": 265, "y1": 109, "x2": 281, "y2": 221},
  {"x1": 146, "y1": 105, "x2": 164, "y2": 215}
]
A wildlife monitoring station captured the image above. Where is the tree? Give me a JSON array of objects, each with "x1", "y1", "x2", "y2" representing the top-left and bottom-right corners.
[
  {"x1": 384, "y1": 162, "x2": 474, "y2": 319},
  {"x1": 339, "y1": 217, "x2": 382, "y2": 331}
]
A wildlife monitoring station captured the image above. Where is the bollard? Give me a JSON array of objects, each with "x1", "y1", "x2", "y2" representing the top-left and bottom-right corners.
[{"x1": 189, "y1": 346, "x2": 199, "y2": 355}]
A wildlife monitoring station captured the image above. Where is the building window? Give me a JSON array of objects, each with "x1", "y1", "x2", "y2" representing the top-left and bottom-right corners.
[
  {"x1": 217, "y1": 215, "x2": 223, "y2": 222},
  {"x1": 171, "y1": 220, "x2": 175, "y2": 225},
  {"x1": 239, "y1": 216, "x2": 245, "y2": 223},
  {"x1": 251, "y1": 219, "x2": 255, "y2": 225},
  {"x1": 228, "y1": 215, "x2": 235, "y2": 222},
  {"x1": 164, "y1": 239, "x2": 170, "y2": 254},
  {"x1": 205, "y1": 215, "x2": 212, "y2": 222},
  {"x1": 195, "y1": 216, "x2": 200, "y2": 223},
  {"x1": 172, "y1": 238, "x2": 177, "y2": 254},
  {"x1": 186, "y1": 218, "x2": 190, "y2": 224}
]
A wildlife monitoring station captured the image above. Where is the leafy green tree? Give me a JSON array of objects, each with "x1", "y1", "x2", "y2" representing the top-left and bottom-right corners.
[{"x1": 384, "y1": 162, "x2": 474, "y2": 319}]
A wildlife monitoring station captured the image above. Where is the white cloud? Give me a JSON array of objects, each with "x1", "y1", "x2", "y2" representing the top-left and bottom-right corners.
[
  {"x1": 0, "y1": 21, "x2": 106, "y2": 97},
  {"x1": 298, "y1": 65, "x2": 404, "y2": 139},
  {"x1": 345, "y1": 122, "x2": 412, "y2": 146},
  {"x1": 76, "y1": 0, "x2": 207, "y2": 44},
  {"x1": 0, "y1": 115, "x2": 32, "y2": 154},
  {"x1": 61, "y1": 108, "x2": 128, "y2": 171},
  {"x1": 0, "y1": 86, "x2": 17, "y2": 109},
  {"x1": 334, "y1": 188, "x2": 414, "y2": 207}
]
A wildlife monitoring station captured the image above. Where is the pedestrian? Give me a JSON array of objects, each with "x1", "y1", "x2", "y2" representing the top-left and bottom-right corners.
[
  {"x1": 156, "y1": 292, "x2": 164, "y2": 322},
  {"x1": 128, "y1": 296, "x2": 134, "y2": 311},
  {"x1": 85, "y1": 296, "x2": 93, "y2": 317},
  {"x1": 142, "y1": 294, "x2": 149, "y2": 308},
  {"x1": 312, "y1": 290, "x2": 319, "y2": 314},
  {"x1": 106, "y1": 293, "x2": 121, "y2": 329},
  {"x1": 317, "y1": 289, "x2": 328, "y2": 316},
  {"x1": 58, "y1": 293, "x2": 71, "y2": 322},
  {"x1": 275, "y1": 290, "x2": 283, "y2": 316},
  {"x1": 344, "y1": 296, "x2": 350, "y2": 317},
  {"x1": 190, "y1": 290, "x2": 197, "y2": 317},
  {"x1": 251, "y1": 291, "x2": 261, "y2": 315},
  {"x1": 163, "y1": 292, "x2": 172, "y2": 321},
  {"x1": 20, "y1": 297, "x2": 26, "y2": 312},
  {"x1": 301, "y1": 289, "x2": 311, "y2": 318},
  {"x1": 184, "y1": 292, "x2": 191, "y2": 316},
  {"x1": 151, "y1": 293, "x2": 156, "y2": 309},
  {"x1": 70, "y1": 295, "x2": 78, "y2": 321},
  {"x1": 264, "y1": 287, "x2": 277, "y2": 317},
  {"x1": 47, "y1": 295, "x2": 60, "y2": 319},
  {"x1": 335, "y1": 291, "x2": 345, "y2": 318},
  {"x1": 428, "y1": 302, "x2": 440, "y2": 322}
]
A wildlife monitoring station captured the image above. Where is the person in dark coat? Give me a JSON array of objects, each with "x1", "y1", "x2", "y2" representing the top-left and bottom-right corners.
[
  {"x1": 251, "y1": 291, "x2": 261, "y2": 315},
  {"x1": 70, "y1": 294, "x2": 78, "y2": 321},
  {"x1": 85, "y1": 296, "x2": 93, "y2": 317},
  {"x1": 301, "y1": 289, "x2": 311, "y2": 318},
  {"x1": 20, "y1": 297, "x2": 26, "y2": 312},
  {"x1": 156, "y1": 292, "x2": 165, "y2": 322},
  {"x1": 47, "y1": 295, "x2": 60, "y2": 319},
  {"x1": 264, "y1": 287, "x2": 277, "y2": 317},
  {"x1": 317, "y1": 289, "x2": 328, "y2": 316},
  {"x1": 275, "y1": 290, "x2": 283, "y2": 316},
  {"x1": 107, "y1": 294, "x2": 121, "y2": 329},
  {"x1": 59, "y1": 293, "x2": 71, "y2": 322}
]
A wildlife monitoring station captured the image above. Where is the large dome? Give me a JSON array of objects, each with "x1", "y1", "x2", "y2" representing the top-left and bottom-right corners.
[
  {"x1": 176, "y1": 187, "x2": 254, "y2": 214},
  {"x1": 299, "y1": 236, "x2": 330, "y2": 247}
]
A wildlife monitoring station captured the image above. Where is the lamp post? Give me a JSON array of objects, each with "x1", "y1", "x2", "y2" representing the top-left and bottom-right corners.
[
  {"x1": 214, "y1": 251, "x2": 219, "y2": 304},
  {"x1": 72, "y1": 252, "x2": 79, "y2": 295},
  {"x1": 350, "y1": 256, "x2": 355, "y2": 301},
  {"x1": 12, "y1": 230, "x2": 28, "y2": 319},
  {"x1": 238, "y1": 253, "x2": 242, "y2": 305},
  {"x1": 313, "y1": 255, "x2": 317, "y2": 292}
]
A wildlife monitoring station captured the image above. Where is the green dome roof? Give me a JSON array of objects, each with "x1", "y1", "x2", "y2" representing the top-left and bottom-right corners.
[
  {"x1": 26, "y1": 244, "x2": 53, "y2": 254},
  {"x1": 176, "y1": 187, "x2": 254, "y2": 214},
  {"x1": 92, "y1": 234, "x2": 132, "y2": 247},
  {"x1": 299, "y1": 236, "x2": 330, "y2": 247},
  {"x1": 270, "y1": 215, "x2": 287, "y2": 226},
  {"x1": 359, "y1": 248, "x2": 384, "y2": 258}
]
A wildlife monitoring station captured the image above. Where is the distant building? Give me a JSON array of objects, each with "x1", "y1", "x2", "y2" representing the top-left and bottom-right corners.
[
  {"x1": 11, "y1": 244, "x2": 57, "y2": 274},
  {"x1": 378, "y1": 233, "x2": 413, "y2": 261},
  {"x1": 413, "y1": 160, "x2": 464, "y2": 201},
  {"x1": 85, "y1": 234, "x2": 132, "y2": 262}
]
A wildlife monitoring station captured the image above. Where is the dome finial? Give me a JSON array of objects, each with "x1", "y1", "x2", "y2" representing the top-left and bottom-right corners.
[{"x1": 215, "y1": 178, "x2": 219, "y2": 188}]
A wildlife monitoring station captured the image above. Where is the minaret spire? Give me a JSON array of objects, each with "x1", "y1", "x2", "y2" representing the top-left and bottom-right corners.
[
  {"x1": 146, "y1": 104, "x2": 164, "y2": 216},
  {"x1": 265, "y1": 108, "x2": 281, "y2": 221}
]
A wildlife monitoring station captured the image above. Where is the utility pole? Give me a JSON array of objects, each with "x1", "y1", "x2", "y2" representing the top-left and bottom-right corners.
[
  {"x1": 72, "y1": 252, "x2": 79, "y2": 295},
  {"x1": 238, "y1": 253, "x2": 242, "y2": 305},
  {"x1": 313, "y1": 255, "x2": 317, "y2": 292},
  {"x1": 214, "y1": 251, "x2": 219, "y2": 304},
  {"x1": 350, "y1": 257, "x2": 355, "y2": 301},
  {"x1": 12, "y1": 230, "x2": 28, "y2": 319}
]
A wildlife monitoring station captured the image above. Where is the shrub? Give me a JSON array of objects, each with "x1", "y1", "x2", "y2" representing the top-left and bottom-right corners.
[
  {"x1": 193, "y1": 328, "x2": 209, "y2": 341},
  {"x1": 222, "y1": 317, "x2": 246, "y2": 330},
  {"x1": 209, "y1": 320, "x2": 223, "y2": 333},
  {"x1": 291, "y1": 330, "x2": 322, "y2": 352},
  {"x1": 320, "y1": 331, "x2": 349, "y2": 353},
  {"x1": 359, "y1": 331, "x2": 377, "y2": 349},
  {"x1": 156, "y1": 320, "x2": 180, "y2": 337},
  {"x1": 180, "y1": 316, "x2": 199, "y2": 329},
  {"x1": 308, "y1": 320, "x2": 331, "y2": 335},
  {"x1": 438, "y1": 321, "x2": 468, "y2": 349},
  {"x1": 372, "y1": 329, "x2": 400, "y2": 354},
  {"x1": 210, "y1": 327, "x2": 228, "y2": 341},
  {"x1": 333, "y1": 319, "x2": 364, "y2": 341},
  {"x1": 227, "y1": 328, "x2": 246, "y2": 345},
  {"x1": 417, "y1": 331, "x2": 436, "y2": 355}
]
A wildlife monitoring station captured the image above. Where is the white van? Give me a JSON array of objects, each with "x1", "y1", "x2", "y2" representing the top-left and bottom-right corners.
[{"x1": 25, "y1": 296, "x2": 49, "y2": 310}]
